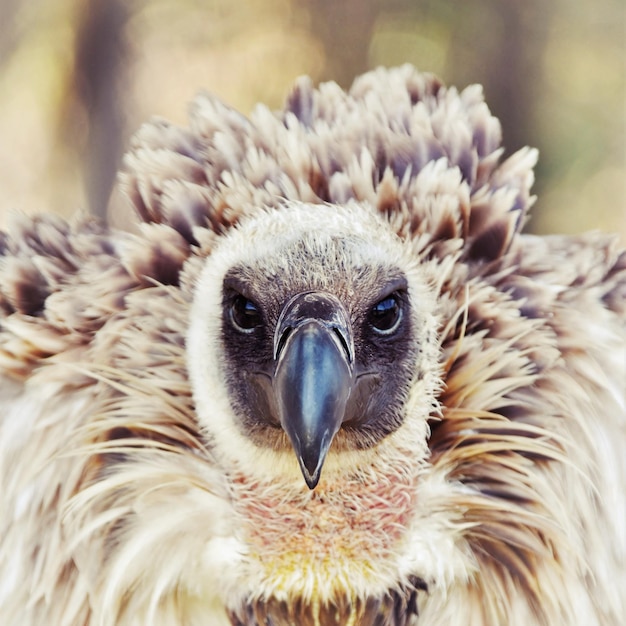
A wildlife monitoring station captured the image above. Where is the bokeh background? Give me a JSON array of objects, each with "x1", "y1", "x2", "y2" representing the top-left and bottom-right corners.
[{"x1": 0, "y1": 0, "x2": 624, "y2": 240}]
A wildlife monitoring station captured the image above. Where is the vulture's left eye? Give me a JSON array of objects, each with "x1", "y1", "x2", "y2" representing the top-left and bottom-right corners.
[
  {"x1": 230, "y1": 295, "x2": 263, "y2": 332},
  {"x1": 368, "y1": 293, "x2": 403, "y2": 335}
]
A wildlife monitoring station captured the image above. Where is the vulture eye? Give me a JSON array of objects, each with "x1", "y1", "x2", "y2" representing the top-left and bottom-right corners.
[
  {"x1": 368, "y1": 293, "x2": 403, "y2": 335},
  {"x1": 230, "y1": 295, "x2": 263, "y2": 332}
]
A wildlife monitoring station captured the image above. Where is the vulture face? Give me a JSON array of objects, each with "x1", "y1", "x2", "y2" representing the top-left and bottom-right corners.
[{"x1": 188, "y1": 202, "x2": 439, "y2": 489}]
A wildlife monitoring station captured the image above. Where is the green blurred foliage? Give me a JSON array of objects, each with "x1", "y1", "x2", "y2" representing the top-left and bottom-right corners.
[{"x1": 0, "y1": 0, "x2": 623, "y2": 240}]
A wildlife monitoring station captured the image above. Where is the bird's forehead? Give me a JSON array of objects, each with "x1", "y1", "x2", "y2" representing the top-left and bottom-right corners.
[
  {"x1": 238, "y1": 231, "x2": 391, "y2": 275},
  {"x1": 223, "y1": 231, "x2": 407, "y2": 306}
]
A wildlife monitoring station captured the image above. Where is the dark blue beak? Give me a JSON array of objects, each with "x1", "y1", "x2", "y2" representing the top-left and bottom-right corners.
[{"x1": 273, "y1": 292, "x2": 354, "y2": 489}]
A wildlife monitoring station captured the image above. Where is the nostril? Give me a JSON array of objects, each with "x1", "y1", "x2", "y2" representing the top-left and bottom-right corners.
[
  {"x1": 332, "y1": 327, "x2": 353, "y2": 364},
  {"x1": 274, "y1": 327, "x2": 293, "y2": 360}
]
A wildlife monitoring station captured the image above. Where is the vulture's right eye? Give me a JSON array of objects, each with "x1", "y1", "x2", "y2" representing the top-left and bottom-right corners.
[{"x1": 230, "y1": 295, "x2": 263, "y2": 332}]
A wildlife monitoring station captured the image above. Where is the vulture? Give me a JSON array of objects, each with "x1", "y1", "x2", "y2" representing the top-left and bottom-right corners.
[{"x1": 0, "y1": 65, "x2": 624, "y2": 626}]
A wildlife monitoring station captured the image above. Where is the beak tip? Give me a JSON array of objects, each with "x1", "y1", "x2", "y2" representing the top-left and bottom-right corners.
[
  {"x1": 300, "y1": 463, "x2": 322, "y2": 490},
  {"x1": 294, "y1": 432, "x2": 332, "y2": 490},
  {"x1": 295, "y1": 444, "x2": 324, "y2": 489}
]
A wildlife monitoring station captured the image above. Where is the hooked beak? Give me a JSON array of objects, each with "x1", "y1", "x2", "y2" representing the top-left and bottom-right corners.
[{"x1": 273, "y1": 292, "x2": 354, "y2": 489}]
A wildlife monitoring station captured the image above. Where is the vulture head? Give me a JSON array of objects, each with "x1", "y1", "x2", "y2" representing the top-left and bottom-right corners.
[
  {"x1": 0, "y1": 65, "x2": 624, "y2": 626},
  {"x1": 188, "y1": 203, "x2": 439, "y2": 490}
]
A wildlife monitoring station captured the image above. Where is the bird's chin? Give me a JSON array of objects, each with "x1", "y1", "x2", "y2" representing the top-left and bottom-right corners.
[{"x1": 231, "y1": 359, "x2": 409, "y2": 491}]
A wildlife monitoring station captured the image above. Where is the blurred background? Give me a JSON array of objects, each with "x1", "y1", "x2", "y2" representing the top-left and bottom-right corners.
[{"x1": 0, "y1": 0, "x2": 624, "y2": 240}]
